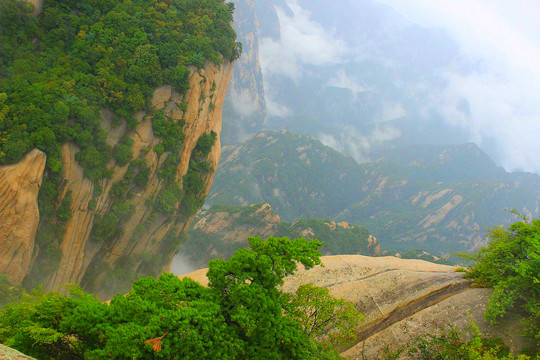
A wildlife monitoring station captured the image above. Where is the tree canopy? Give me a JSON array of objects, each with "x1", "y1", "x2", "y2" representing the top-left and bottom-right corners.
[
  {"x1": 0, "y1": 237, "x2": 363, "y2": 360},
  {"x1": 0, "y1": 0, "x2": 240, "y2": 176},
  {"x1": 464, "y1": 215, "x2": 540, "y2": 348}
]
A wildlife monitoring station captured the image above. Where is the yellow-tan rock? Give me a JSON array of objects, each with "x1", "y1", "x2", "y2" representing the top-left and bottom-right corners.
[
  {"x1": 40, "y1": 60, "x2": 235, "y2": 295},
  {"x1": 0, "y1": 149, "x2": 46, "y2": 284},
  {"x1": 180, "y1": 255, "x2": 532, "y2": 358}
]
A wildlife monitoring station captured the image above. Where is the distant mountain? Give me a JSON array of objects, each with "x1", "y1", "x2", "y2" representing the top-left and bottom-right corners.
[
  {"x1": 207, "y1": 131, "x2": 540, "y2": 254},
  {"x1": 176, "y1": 203, "x2": 379, "y2": 269}
]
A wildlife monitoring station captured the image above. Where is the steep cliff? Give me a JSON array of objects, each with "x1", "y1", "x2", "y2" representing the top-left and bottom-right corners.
[
  {"x1": 0, "y1": 61, "x2": 234, "y2": 297},
  {"x1": 221, "y1": 0, "x2": 269, "y2": 144},
  {"x1": 0, "y1": 150, "x2": 46, "y2": 284},
  {"x1": 49, "y1": 62, "x2": 233, "y2": 296},
  {"x1": 0, "y1": 0, "x2": 238, "y2": 297}
]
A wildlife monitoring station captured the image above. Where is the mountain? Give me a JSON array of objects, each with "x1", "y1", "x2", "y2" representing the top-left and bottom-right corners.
[
  {"x1": 0, "y1": 0, "x2": 238, "y2": 298},
  {"x1": 174, "y1": 202, "x2": 379, "y2": 270},
  {"x1": 207, "y1": 131, "x2": 540, "y2": 255}
]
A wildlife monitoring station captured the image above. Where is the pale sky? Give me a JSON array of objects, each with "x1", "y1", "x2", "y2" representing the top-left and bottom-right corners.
[{"x1": 377, "y1": 0, "x2": 540, "y2": 173}]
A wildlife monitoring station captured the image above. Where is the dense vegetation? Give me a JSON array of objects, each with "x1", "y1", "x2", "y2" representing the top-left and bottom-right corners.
[
  {"x1": 0, "y1": 0, "x2": 239, "y2": 173},
  {"x1": 464, "y1": 215, "x2": 540, "y2": 348},
  {"x1": 179, "y1": 203, "x2": 375, "y2": 269},
  {"x1": 208, "y1": 131, "x2": 540, "y2": 255},
  {"x1": 0, "y1": 237, "x2": 362, "y2": 360},
  {"x1": 1, "y1": 0, "x2": 239, "y2": 292}
]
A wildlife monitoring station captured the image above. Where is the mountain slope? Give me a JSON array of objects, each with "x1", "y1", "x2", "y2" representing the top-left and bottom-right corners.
[
  {"x1": 0, "y1": 0, "x2": 237, "y2": 298},
  {"x1": 207, "y1": 131, "x2": 540, "y2": 254},
  {"x1": 175, "y1": 203, "x2": 379, "y2": 270}
]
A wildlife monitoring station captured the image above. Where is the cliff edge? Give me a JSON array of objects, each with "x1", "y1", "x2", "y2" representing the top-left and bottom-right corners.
[
  {"x1": 181, "y1": 255, "x2": 532, "y2": 359},
  {"x1": 0, "y1": 59, "x2": 234, "y2": 297}
]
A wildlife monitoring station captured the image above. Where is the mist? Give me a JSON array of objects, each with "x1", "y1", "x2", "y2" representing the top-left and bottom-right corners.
[{"x1": 256, "y1": 0, "x2": 540, "y2": 174}]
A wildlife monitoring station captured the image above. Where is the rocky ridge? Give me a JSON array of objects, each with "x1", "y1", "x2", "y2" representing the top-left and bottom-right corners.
[
  {"x1": 0, "y1": 150, "x2": 46, "y2": 284},
  {"x1": 181, "y1": 255, "x2": 532, "y2": 359},
  {"x1": 208, "y1": 131, "x2": 540, "y2": 255},
  {"x1": 175, "y1": 203, "x2": 380, "y2": 270}
]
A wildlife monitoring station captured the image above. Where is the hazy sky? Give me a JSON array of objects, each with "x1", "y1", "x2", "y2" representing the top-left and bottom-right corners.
[
  {"x1": 378, "y1": 0, "x2": 540, "y2": 173},
  {"x1": 259, "y1": 0, "x2": 540, "y2": 174}
]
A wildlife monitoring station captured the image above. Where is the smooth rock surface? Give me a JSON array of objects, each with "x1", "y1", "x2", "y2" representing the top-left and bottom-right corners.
[
  {"x1": 181, "y1": 255, "x2": 531, "y2": 359},
  {"x1": 0, "y1": 345, "x2": 36, "y2": 360}
]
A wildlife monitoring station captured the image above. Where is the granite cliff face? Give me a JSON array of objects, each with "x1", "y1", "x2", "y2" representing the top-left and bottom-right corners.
[
  {"x1": 221, "y1": 0, "x2": 270, "y2": 144},
  {"x1": 0, "y1": 150, "x2": 46, "y2": 285},
  {"x1": 0, "y1": 60, "x2": 234, "y2": 297},
  {"x1": 181, "y1": 255, "x2": 532, "y2": 359}
]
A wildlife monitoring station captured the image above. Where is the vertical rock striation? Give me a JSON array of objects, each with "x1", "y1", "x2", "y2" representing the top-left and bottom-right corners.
[
  {"x1": 0, "y1": 60, "x2": 234, "y2": 297},
  {"x1": 0, "y1": 150, "x2": 46, "y2": 284}
]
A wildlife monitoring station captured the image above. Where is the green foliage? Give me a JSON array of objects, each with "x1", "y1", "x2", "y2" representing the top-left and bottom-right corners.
[
  {"x1": 383, "y1": 322, "x2": 532, "y2": 360},
  {"x1": 1, "y1": 237, "x2": 358, "y2": 360},
  {"x1": 56, "y1": 191, "x2": 72, "y2": 223},
  {"x1": 91, "y1": 200, "x2": 134, "y2": 242},
  {"x1": 286, "y1": 283, "x2": 364, "y2": 348},
  {"x1": 113, "y1": 137, "x2": 134, "y2": 166},
  {"x1": 180, "y1": 131, "x2": 217, "y2": 217},
  {"x1": 0, "y1": 275, "x2": 24, "y2": 310},
  {"x1": 464, "y1": 217, "x2": 540, "y2": 345},
  {"x1": 0, "y1": 0, "x2": 238, "y2": 181}
]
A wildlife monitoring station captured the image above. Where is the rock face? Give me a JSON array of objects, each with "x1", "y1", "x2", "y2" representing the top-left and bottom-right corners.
[
  {"x1": 47, "y1": 62, "x2": 233, "y2": 295},
  {"x1": 221, "y1": 0, "x2": 268, "y2": 144},
  {"x1": 0, "y1": 150, "x2": 46, "y2": 284},
  {"x1": 181, "y1": 255, "x2": 532, "y2": 358},
  {"x1": 174, "y1": 203, "x2": 379, "y2": 270},
  {"x1": 0, "y1": 345, "x2": 36, "y2": 360},
  {"x1": 0, "y1": 60, "x2": 234, "y2": 296}
]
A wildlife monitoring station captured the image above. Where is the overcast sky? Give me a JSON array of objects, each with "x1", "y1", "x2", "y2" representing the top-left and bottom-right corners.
[
  {"x1": 378, "y1": 0, "x2": 540, "y2": 173},
  {"x1": 259, "y1": 0, "x2": 540, "y2": 174}
]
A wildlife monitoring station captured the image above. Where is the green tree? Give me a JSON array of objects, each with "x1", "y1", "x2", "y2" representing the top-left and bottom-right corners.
[
  {"x1": 286, "y1": 283, "x2": 364, "y2": 348},
  {"x1": 1, "y1": 237, "x2": 359, "y2": 359},
  {"x1": 464, "y1": 216, "x2": 540, "y2": 346}
]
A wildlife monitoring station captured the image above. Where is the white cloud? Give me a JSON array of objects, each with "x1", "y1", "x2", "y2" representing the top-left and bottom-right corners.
[
  {"x1": 259, "y1": 0, "x2": 349, "y2": 81},
  {"x1": 327, "y1": 69, "x2": 369, "y2": 99},
  {"x1": 432, "y1": 67, "x2": 540, "y2": 172},
  {"x1": 229, "y1": 88, "x2": 260, "y2": 118},
  {"x1": 378, "y1": 103, "x2": 406, "y2": 123},
  {"x1": 377, "y1": 0, "x2": 540, "y2": 173},
  {"x1": 319, "y1": 125, "x2": 402, "y2": 163}
]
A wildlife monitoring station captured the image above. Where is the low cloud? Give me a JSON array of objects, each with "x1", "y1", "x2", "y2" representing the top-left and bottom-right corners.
[
  {"x1": 259, "y1": 0, "x2": 349, "y2": 81},
  {"x1": 432, "y1": 67, "x2": 540, "y2": 172},
  {"x1": 377, "y1": 0, "x2": 540, "y2": 173},
  {"x1": 319, "y1": 125, "x2": 402, "y2": 163},
  {"x1": 171, "y1": 253, "x2": 199, "y2": 275},
  {"x1": 229, "y1": 88, "x2": 261, "y2": 118},
  {"x1": 327, "y1": 69, "x2": 369, "y2": 99},
  {"x1": 378, "y1": 102, "x2": 406, "y2": 123}
]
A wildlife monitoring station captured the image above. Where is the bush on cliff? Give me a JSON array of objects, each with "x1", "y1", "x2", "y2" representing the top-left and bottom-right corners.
[
  {"x1": 464, "y1": 215, "x2": 540, "y2": 347},
  {"x1": 0, "y1": 237, "x2": 362, "y2": 360}
]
